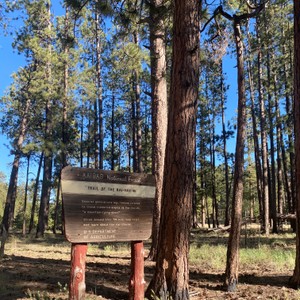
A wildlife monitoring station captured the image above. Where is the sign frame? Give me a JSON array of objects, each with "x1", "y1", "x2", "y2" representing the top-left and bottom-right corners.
[{"x1": 61, "y1": 166, "x2": 155, "y2": 243}]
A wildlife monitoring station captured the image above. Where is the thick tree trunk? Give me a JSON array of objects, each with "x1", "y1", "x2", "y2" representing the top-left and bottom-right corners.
[
  {"x1": 148, "y1": 0, "x2": 168, "y2": 261},
  {"x1": 225, "y1": 20, "x2": 246, "y2": 292},
  {"x1": 290, "y1": 0, "x2": 300, "y2": 287},
  {"x1": 146, "y1": 0, "x2": 200, "y2": 298}
]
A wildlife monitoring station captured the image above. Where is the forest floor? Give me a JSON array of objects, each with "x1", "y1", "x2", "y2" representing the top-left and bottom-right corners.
[{"x1": 1, "y1": 228, "x2": 300, "y2": 300}]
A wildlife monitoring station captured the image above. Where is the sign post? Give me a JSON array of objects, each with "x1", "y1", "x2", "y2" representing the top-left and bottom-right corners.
[
  {"x1": 69, "y1": 243, "x2": 88, "y2": 300},
  {"x1": 129, "y1": 241, "x2": 145, "y2": 300},
  {"x1": 61, "y1": 166, "x2": 155, "y2": 300}
]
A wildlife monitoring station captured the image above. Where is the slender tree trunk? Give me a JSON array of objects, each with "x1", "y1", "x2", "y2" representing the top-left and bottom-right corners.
[
  {"x1": 266, "y1": 48, "x2": 277, "y2": 233},
  {"x1": 290, "y1": 0, "x2": 300, "y2": 287},
  {"x1": 28, "y1": 153, "x2": 43, "y2": 234},
  {"x1": 283, "y1": 41, "x2": 296, "y2": 230},
  {"x1": 133, "y1": 32, "x2": 143, "y2": 174},
  {"x1": 93, "y1": 57, "x2": 99, "y2": 169},
  {"x1": 22, "y1": 155, "x2": 30, "y2": 236},
  {"x1": 36, "y1": 150, "x2": 53, "y2": 238},
  {"x1": 80, "y1": 113, "x2": 84, "y2": 168},
  {"x1": 146, "y1": 0, "x2": 200, "y2": 297},
  {"x1": 148, "y1": 0, "x2": 168, "y2": 261},
  {"x1": 62, "y1": 6, "x2": 70, "y2": 168},
  {"x1": 95, "y1": 11, "x2": 104, "y2": 169},
  {"x1": 274, "y1": 79, "x2": 284, "y2": 220},
  {"x1": 52, "y1": 177, "x2": 61, "y2": 234},
  {"x1": 36, "y1": 1, "x2": 53, "y2": 238},
  {"x1": 257, "y1": 32, "x2": 270, "y2": 235},
  {"x1": 111, "y1": 95, "x2": 115, "y2": 171},
  {"x1": 210, "y1": 111, "x2": 218, "y2": 227},
  {"x1": 225, "y1": 20, "x2": 247, "y2": 292},
  {"x1": 247, "y1": 60, "x2": 263, "y2": 220},
  {"x1": 221, "y1": 62, "x2": 230, "y2": 227}
]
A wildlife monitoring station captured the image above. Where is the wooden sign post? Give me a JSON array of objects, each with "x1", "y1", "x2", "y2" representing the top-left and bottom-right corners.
[
  {"x1": 70, "y1": 243, "x2": 87, "y2": 300},
  {"x1": 61, "y1": 166, "x2": 155, "y2": 300}
]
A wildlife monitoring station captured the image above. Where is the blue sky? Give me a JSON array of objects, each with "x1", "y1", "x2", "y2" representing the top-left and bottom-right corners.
[
  {"x1": 0, "y1": 25, "x2": 25, "y2": 181},
  {"x1": 0, "y1": 2, "x2": 65, "y2": 181}
]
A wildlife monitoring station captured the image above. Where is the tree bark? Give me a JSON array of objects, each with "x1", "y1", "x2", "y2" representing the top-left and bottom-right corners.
[
  {"x1": 146, "y1": 0, "x2": 200, "y2": 298},
  {"x1": 221, "y1": 62, "x2": 230, "y2": 227},
  {"x1": 111, "y1": 95, "x2": 115, "y2": 170},
  {"x1": 36, "y1": 1, "x2": 53, "y2": 238},
  {"x1": 148, "y1": 0, "x2": 168, "y2": 261},
  {"x1": 257, "y1": 31, "x2": 270, "y2": 235},
  {"x1": 95, "y1": 10, "x2": 104, "y2": 170},
  {"x1": 22, "y1": 154, "x2": 31, "y2": 236},
  {"x1": 290, "y1": 0, "x2": 300, "y2": 287},
  {"x1": 224, "y1": 20, "x2": 246, "y2": 292},
  {"x1": 28, "y1": 153, "x2": 43, "y2": 234}
]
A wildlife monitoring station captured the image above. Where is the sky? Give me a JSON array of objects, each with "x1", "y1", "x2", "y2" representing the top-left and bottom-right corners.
[
  {"x1": 0, "y1": 2, "x2": 65, "y2": 182},
  {"x1": 0, "y1": 26, "x2": 25, "y2": 181},
  {"x1": 0, "y1": 2, "x2": 238, "y2": 183}
]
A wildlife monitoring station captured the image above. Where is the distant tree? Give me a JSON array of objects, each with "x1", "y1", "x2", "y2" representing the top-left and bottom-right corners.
[
  {"x1": 36, "y1": 0, "x2": 55, "y2": 238},
  {"x1": 0, "y1": 66, "x2": 35, "y2": 257},
  {"x1": 209, "y1": 3, "x2": 266, "y2": 292}
]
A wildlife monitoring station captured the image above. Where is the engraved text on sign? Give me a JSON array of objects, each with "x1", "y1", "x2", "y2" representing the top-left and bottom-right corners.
[{"x1": 61, "y1": 167, "x2": 155, "y2": 243}]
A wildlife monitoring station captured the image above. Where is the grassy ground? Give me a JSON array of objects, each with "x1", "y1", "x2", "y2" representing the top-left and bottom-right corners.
[{"x1": 1, "y1": 227, "x2": 300, "y2": 299}]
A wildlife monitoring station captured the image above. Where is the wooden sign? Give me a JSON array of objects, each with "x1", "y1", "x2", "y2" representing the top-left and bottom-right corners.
[{"x1": 61, "y1": 166, "x2": 155, "y2": 243}]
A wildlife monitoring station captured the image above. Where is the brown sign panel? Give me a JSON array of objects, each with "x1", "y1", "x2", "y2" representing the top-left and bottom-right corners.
[{"x1": 61, "y1": 166, "x2": 155, "y2": 243}]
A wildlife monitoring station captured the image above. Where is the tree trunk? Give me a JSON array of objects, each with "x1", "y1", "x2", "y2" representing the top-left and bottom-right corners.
[
  {"x1": 95, "y1": 11, "x2": 104, "y2": 170},
  {"x1": 210, "y1": 110, "x2": 218, "y2": 228},
  {"x1": 224, "y1": 20, "x2": 247, "y2": 292},
  {"x1": 146, "y1": 0, "x2": 200, "y2": 298},
  {"x1": 148, "y1": 0, "x2": 168, "y2": 261},
  {"x1": 62, "y1": 5, "x2": 70, "y2": 168},
  {"x1": 274, "y1": 79, "x2": 284, "y2": 222},
  {"x1": 257, "y1": 32, "x2": 270, "y2": 235},
  {"x1": 247, "y1": 59, "x2": 263, "y2": 221},
  {"x1": 22, "y1": 154, "x2": 31, "y2": 236},
  {"x1": 28, "y1": 153, "x2": 43, "y2": 234},
  {"x1": 111, "y1": 95, "x2": 115, "y2": 170},
  {"x1": 36, "y1": 151, "x2": 53, "y2": 238},
  {"x1": 290, "y1": 0, "x2": 300, "y2": 287},
  {"x1": 266, "y1": 48, "x2": 277, "y2": 233},
  {"x1": 221, "y1": 62, "x2": 231, "y2": 227},
  {"x1": 133, "y1": 32, "x2": 143, "y2": 174},
  {"x1": 36, "y1": 1, "x2": 53, "y2": 238},
  {"x1": 52, "y1": 177, "x2": 61, "y2": 234}
]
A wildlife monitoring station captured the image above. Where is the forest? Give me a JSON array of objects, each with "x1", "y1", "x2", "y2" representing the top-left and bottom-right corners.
[{"x1": 1, "y1": 0, "x2": 300, "y2": 299}]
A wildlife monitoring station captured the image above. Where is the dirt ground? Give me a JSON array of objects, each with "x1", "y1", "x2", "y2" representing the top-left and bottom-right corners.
[{"x1": 1, "y1": 233, "x2": 300, "y2": 300}]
